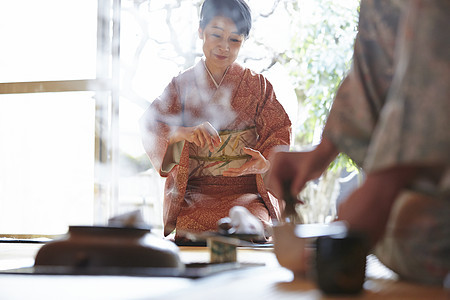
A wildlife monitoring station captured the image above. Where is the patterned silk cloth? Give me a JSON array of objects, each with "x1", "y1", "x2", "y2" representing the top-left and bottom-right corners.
[
  {"x1": 188, "y1": 127, "x2": 256, "y2": 178},
  {"x1": 140, "y1": 60, "x2": 291, "y2": 239},
  {"x1": 323, "y1": 0, "x2": 450, "y2": 284}
]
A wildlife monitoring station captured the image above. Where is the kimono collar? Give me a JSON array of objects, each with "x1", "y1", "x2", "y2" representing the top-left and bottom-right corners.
[
  {"x1": 202, "y1": 59, "x2": 230, "y2": 88},
  {"x1": 197, "y1": 59, "x2": 245, "y2": 90},
  {"x1": 193, "y1": 60, "x2": 246, "y2": 108}
]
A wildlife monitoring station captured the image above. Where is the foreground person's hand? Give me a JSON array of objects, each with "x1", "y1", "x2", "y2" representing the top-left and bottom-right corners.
[
  {"x1": 264, "y1": 151, "x2": 313, "y2": 200},
  {"x1": 265, "y1": 138, "x2": 339, "y2": 199}
]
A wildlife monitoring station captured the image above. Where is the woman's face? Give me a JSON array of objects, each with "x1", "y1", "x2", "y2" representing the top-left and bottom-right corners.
[{"x1": 198, "y1": 16, "x2": 244, "y2": 74}]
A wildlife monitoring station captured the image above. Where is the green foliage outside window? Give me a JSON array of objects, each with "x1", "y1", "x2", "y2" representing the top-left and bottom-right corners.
[{"x1": 281, "y1": 0, "x2": 360, "y2": 172}]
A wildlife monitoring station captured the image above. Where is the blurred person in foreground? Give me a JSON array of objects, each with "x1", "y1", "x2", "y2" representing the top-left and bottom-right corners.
[
  {"x1": 265, "y1": 0, "x2": 450, "y2": 285},
  {"x1": 140, "y1": 0, "x2": 291, "y2": 242}
]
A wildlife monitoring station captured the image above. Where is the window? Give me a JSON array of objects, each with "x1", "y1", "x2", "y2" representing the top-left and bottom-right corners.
[
  {"x1": 0, "y1": 92, "x2": 95, "y2": 234},
  {"x1": 0, "y1": 0, "x2": 113, "y2": 236}
]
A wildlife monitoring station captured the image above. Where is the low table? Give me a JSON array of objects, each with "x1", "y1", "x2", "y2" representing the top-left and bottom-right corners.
[{"x1": 0, "y1": 243, "x2": 447, "y2": 299}]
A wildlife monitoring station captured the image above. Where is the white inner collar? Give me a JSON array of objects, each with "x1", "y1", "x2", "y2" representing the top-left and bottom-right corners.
[{"x1": 202, "y1": 59, "x2": 230, "y2": 88}]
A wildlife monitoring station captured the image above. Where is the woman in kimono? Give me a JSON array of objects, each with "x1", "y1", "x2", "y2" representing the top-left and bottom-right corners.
[
  {"x1": 140, "y1": 0, "x2": 291, "y2": 241},
  {"x1": 266, "y1": 0, "x2": 450, "y2": 284}
]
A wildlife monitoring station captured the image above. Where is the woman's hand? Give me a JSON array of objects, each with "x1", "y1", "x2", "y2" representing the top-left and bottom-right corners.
[
  {"x1": 170, "y1": 122, "x2": 221, "y2": 153},
  {"x1": 222, "y1": 147, "x2": 270, "y2": 177}
]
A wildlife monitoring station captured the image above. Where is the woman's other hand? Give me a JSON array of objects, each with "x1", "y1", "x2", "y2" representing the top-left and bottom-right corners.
[
  {"x1": 222, "y1": 147, "x2": 269, "y2": 177},
  {"x1": 170, "y1": 122, "x2": 221, "y2": 153}
]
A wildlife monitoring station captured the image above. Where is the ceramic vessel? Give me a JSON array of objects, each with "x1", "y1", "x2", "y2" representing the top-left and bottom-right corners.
[
  {"x1": 34, "y1": 226, "x2": 183, "y2": 270},
  {"x1": 316, "y1": 233, "x2": 367, "y2": 294},
  {"x1": 272, "y1": 222, "x2": 308, "y2": 277},
  {"x1": 272, "y1": 222, "x2": 349, "y2": 278}
]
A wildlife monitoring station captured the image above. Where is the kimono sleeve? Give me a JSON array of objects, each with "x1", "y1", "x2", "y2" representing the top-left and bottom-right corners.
[
  {"x1": 254, "y1": 76, "x2": 291, "y2": 158},
  {"x1": 364, "y1": 2, "x2": 450, "y2": 172},
  {"x1": 139, "y1": 78, "x2": 185, "y2": 176},
  {"x1": 322, "y1": 0, "x2": 402, "y2": 167}
]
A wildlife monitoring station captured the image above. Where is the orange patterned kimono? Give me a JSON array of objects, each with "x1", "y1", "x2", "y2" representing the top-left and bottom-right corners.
[{"x1": 140, "y1": 60, "x2": 291, "y2": 237}]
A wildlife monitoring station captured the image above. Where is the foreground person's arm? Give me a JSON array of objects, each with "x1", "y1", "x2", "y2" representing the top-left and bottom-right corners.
[{"x1": 337, "y1": 165, "x2": 420, "y2": 247}]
